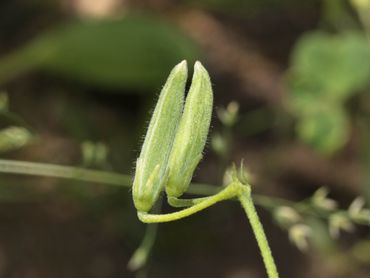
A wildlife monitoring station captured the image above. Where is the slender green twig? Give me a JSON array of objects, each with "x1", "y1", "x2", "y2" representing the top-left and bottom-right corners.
[
  {"x1": 239, "y1": 189, "x2": 279, "y2": 278},
  {"x1": 0, "y1": 159, "x2": 130, "y2": 186},
  {"x1": 128, "y1": 203, "x2": 161, "y2": 272},
  {"x1": 128, "y1": 223, "x2": 158, "y2": 271}
]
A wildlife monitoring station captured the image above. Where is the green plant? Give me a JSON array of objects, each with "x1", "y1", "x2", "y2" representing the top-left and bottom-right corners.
[
  {"x1": 133, "y1": 61, "x2": 278, "y2": 277},
  {"x1": 0, "y1": 62, "x2": 369, "y2": 277}
]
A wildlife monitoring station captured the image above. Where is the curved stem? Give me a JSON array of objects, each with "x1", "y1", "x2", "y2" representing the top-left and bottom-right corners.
[
  {"x1": 239, "y1": 190, "x2": 279, "y2": 278},
  {"x1": 138, "y1": 182, "x2": 239, "y2": 223}
]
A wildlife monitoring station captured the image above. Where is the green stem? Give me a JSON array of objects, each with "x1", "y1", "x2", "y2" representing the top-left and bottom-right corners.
[
  {"x1": 128, "y1": 202, "x2": 161, "y2": 272},
  {"x1": 0, "y1": 159, "x2": 130, "y2": 186},
  {"x1": 239, "y1": 190, "x2": 279, "y2": 278},
  {"x1": 138, "y1": 182, "x2": 240, "y2": 223},
  {"x1": 128, "y1": 223, "x2": 158, "y2": 271}
]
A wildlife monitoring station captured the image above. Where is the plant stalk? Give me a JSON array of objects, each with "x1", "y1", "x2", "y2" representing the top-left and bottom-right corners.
[{"x1": 239, "y1": 190, "x2": 279, "y2": 278}]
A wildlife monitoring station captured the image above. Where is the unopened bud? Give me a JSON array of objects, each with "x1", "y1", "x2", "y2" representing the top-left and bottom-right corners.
[
  {"x1": 166, "y1": 62, "x2": 213, "y2": 198},
  {"x1": 133, "y1": 61, "x2": 187, "y2": 212}
]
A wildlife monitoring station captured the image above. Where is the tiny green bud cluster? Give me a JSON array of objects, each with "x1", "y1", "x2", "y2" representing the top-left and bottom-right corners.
[
  {"x1": 311, "y1": 187, "x2": 337, "y2": 211},
  {"x1": 217, "y1": 101, "x2": 239, "y2": 127},
  {"x1": 274, "y1": 206, "x2": 301, "y2": 228},
  {"x1": 329, "y1": 212, "x2": 354, "y2": 238},
  {"x1": 288, "y1": 224, "x2": 311, "y2": 251}
]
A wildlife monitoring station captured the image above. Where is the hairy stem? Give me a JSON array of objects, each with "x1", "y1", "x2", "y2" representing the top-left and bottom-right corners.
[{"x1": 239, "y1": 190, "x2": 279, "y2": 278}]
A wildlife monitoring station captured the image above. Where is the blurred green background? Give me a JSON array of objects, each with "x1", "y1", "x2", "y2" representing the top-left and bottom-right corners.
[{"x1": 0, "y1": 0, "x2": 369, "y2": 277}]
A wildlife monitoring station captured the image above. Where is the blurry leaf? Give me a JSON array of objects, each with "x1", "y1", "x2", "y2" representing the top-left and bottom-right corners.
[
  {"x1": 286, "y1": 31, "x2": 370, "y2": 154},
  {"x1": 286, "y1": 74, "x2": 329, "y2": 115},
  {"x1": 290, "y1": 31, "x2": 370, "y2": 100},
  {"x1": 296, "y1": 106, "x2": 350, "y2": 154},
  {"x1": 0, "y1": 16, "x2": 199, "y2": 90}
]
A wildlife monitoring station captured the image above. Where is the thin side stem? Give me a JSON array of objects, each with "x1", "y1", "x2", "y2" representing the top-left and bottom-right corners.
[
  {"x1": 138, "y1": 182, "x2": 239, "y2": 223},
  {"x1": 0, "y1": 159, "x2": 130, "y2": 186},
  {"x1": 127, "y1": 223, "x2": 158, "y2": 271},
  {"x1": 239, "y1": 190, "x2": 279, "y2": 278},
  {"x1": 128, "y1": 201, "x2": 162, "y2": 272}
]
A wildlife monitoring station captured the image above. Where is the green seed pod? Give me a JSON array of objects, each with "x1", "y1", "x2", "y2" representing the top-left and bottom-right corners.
[
  {"x1": 165, "y1": 61, "x2": 213, "y2": 198},
  {"x1": 133, "y1": 61, "x2": 187, "y2": 212}
]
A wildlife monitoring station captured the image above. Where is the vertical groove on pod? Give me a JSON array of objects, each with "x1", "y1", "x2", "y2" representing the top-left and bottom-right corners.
[{"x1": 166, "y1": 61, "x2": 213, "y2": 198}]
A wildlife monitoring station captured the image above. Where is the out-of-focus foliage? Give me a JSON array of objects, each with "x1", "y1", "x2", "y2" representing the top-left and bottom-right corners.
[
  {"x1": 352, "y1": 240, "x2": 370, "y2": 263},
  {"x1": 286, "y1": 31, "x2": 370, "y2": 154},
  {"x1": 0, "y1": 92, "x2": 33, "y2": 153},
  {"x1": 290, "y1": 32, "x2": 370, "y2": 99},
  {"x1": 322, "y1": 0, "x2": 359, "y2": 29},
  {"x1": 187, "y1": 0, "x2": 316, "y2": 16},
  {"x1": 295, "y1": 106, "x2": 350, "y2": 155},
  {"x1": 81, "y1": 141, "x2": 109, "y2": 168},
  {"x1": 0, "y1": 126, "x2": 33, "y2": 153},
  {"x1": 0, "y1": 16, "x2": 199, "y2": 91}
]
